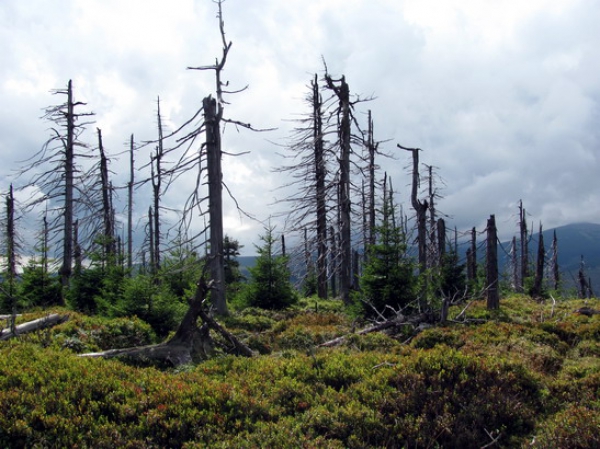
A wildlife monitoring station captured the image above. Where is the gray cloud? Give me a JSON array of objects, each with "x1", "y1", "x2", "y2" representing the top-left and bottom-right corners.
[{"x1": 1, "y1": 0, "x2": 599, "y2": 255}]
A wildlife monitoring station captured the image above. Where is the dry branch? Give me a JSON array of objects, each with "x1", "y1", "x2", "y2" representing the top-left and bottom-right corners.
[{"x1": 318, "y1": 312, "x2": 429, "y2": 348}]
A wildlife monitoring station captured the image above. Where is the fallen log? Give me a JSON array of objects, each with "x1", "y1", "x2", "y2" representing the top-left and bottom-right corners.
[
  {"x1": 574, "y1": 307, "x2": 600, "y2": 317},
  {"x1": 0, "y1": 313, "x2": 69, "y2": 340},
  {"x1": 79, "y1": 277, "x2": 255, "y2": 366},
  {"x1": 318, "y1": 313, "x2": 430, "y2": 348}
]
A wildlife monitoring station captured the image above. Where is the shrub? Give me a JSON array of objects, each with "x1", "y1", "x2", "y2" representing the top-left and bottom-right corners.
[{"x1": 533, "y1": 406, "x2": 600, "y2": 448}]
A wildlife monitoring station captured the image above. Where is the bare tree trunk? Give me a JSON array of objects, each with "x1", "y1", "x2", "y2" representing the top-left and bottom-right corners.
[
  {"x1": 400, "y1": 145, "x2": 427, "y2": 273},
  {"x1": 437, "y1": 218, "x2": 446, "y2": 263},
  {"x1": 519, "y1": 200, "x2": 528, "y2": 293},
  {"x1": 367, "y1": 110, "x2": 376, "y2": 248},
  {"x1": 148, "y1": 207, "x2": 156, "y2": 275},
  {"x1": 486, "y1": 215, "x2": 499, "y2": 310},
  {"x1": 97, "y1": 128, "x2": 115, "y2": 261},
  {"x1": 470, "y1": 227, "x2": 477, "y2": 283},
  {"x1": 312, "y1": 76, "x2": 328, "y2": 300},
  {"x1": 399, "y1": 144, "x2": 428, "y2": 309},
  {"x1": 204, "y1": 96, "x2": 228, "y2": 315},
  {"x1": 73, "y1": 219, "x2": 82, "y2": 275},
  {"x1": 0, "y1": 314, "x2": 69, "y2": 341},
  {"x1": 6, "y1": 185, "x2": 16, "y2": 333},
  {"x1": 329, "y1": 225, "x2": 337, "y2": 298},
  {"x1": 127, "y1": 134, "x2": 135, "y2": 272},
  {"x1": 59, "y1": 80, "x2": 75, "y2": 302},
  {"x1": 531, "y1": 223, "x2": 545, "y2": 298},
  {"x1": 511, "y1": 236, "x2": 519, "y2": 292},
  {"x1": 150, "y1": 99, "x2": 164, "y2": 272},
  {"x1": 426, "y1": 164, "x2": 438, "y2": 270},
  {"x1": 551, "y1": 230, "x2": 559, "y2": 291},
  {"x1": 325, "y1": 75, "x2": 352, "y2": 305}
]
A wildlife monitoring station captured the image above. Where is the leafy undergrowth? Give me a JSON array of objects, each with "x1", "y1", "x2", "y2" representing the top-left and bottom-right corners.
[{"x1": 0, "y1": 295, "x2": 598, "y2": 448}]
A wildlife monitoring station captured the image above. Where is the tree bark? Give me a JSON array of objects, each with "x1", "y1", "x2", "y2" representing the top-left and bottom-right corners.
[
  {"x1": 551, "y1": 230, "x2": 559, "y2": 291},
  {"x1": 127, "y1": 134, "x2": 135, "y2": 272},
  {"x1": 312, "y1": 76, "x2": 328, "y2": 300},
  {"x1": 486, "y1": 215, "x2": 500, "y2": 310},
  {"x1": 519, "y1": 200, "x2": 528, "y2": 293},
  {"x1": 325, "y1": 75, "x2": 352, "y2": 305},
  {"x1": 0, "y1": 314, "x2": 69, "y2": 341},
  {"x1": 531, "y1": 222, "x2": 545, "y2": 298},
  {"x1": 59, "y1": 80, "x2": 75, "y2": 302},
  {"x1": 97, "y1": 128, "x2": 115, "y2": 261},
  {"x1": 204, "y1": 96, "x2": 228, "y2": 315}
]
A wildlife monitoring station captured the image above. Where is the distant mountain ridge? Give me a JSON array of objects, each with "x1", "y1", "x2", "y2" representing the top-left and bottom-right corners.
[
  {"x1": 238, "y1": 222, "x2": 600, "y2": 293},
  {"x1": 534, "y1": 222, "x2": 600, "y2": 291}
]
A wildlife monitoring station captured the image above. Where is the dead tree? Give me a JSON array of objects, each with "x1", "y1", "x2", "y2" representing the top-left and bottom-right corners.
[
  {"x1": 3, "y1": 185, "x2": 17, "y2": 331},
  {"x1": 510, "y1": 236, "x2": 518, "y2": 291},
  {"x1": 150, "y1": 98, "x2": 165, "y2": 271},
  {"x1": 398, "y1": 144, "x2": 428, "y2": 309},
  {"x1": 79, "y1": 275, "x2": 254, "y2": 366},
  {"x1": 518, "y1": 200, "x2": 529, "y2": 292},
  {"x1": 531, "y1": 222, "x2": 545, "y2": 298},
  {"x1": 127, "y1": 134, "x2": 135, "y2": 272},
  {"x1": 17, "y1": 80, "x2": 94, "y2": 302},
  {"x1": 324, "y1": 73, "x2": 352, "y2": 305},
  {"x1": 0, "y1": 314, "x2": 69, "y2": 341},
  {"x1": 174, "y1": 0, "x2": 266, "y2": 315},
  {"x1": 275, "y1": 75, "x2": 330, "y2": 299},
  {"x1": 486, "y1": 215, "x2": 500, "y2": 309},
  {"x1": 550, "y1": 230, "x2": 559, "y2": 291},
  {"x1": 202, "y1": 96, "x2": 227, "y2": 314},
  {"x1": 329, "y1": 224, "x2": 337, "y2": 297},
  {"x1": 96, "y1": 128, "x2": 116, "y2": 261},
  {"x1": 366, "y1": 110, "x2": 378, "y2": 249}
]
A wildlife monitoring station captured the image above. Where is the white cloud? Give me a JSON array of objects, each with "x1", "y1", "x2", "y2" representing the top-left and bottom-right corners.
[{"x1": 1, "y1": 0, "x2": 599, "y2": 256}]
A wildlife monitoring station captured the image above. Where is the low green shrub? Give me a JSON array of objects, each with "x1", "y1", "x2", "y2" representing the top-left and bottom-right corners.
[{"x1": 532, "y1": 405, "x2": 600, "y2": 448}]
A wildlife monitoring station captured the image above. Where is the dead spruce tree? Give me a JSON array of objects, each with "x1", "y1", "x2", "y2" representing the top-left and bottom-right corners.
[
  {"x1": 275, "y1": 75, "x2": 332, "y2": 299},
  {"x1": 398, "y1": 144, "x2": 428, "y2": 309},
  {"x1": 17, "y1": 80, "x2": 94, "y2": 302},
  {"x1": 126, "y1": 134, "x2": 136, "y2": 272},
  {"x1": 531, "y1": 222, "x2": 545, "y2": 298},
  {"x1": 324, "y1": 72, "x2": 354, "y2": 304},
  {"x1": 180, "y1": 0, "x2": 269, "y2": 315}
]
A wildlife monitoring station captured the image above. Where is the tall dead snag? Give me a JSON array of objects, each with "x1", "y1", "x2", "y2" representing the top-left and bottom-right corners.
[
  {"x1": 96, "y1": 128, "x2": 116, "y2": 262},
  {"x1": 150, "y1": 97, "x2": 164, "y2": 272},
  {"x1": 204, "y1": 96, "x2": 227, "y2": 315},
  {"x1": 366, "y1": 110, "x2": 377, "y2": 249},
  {"x1": 313, "y1": 77, "x2": 328, "y2": 299},
  {"x1": 127, "y1": 134, "x2": 135, "y2": 272},
  {"x1": 61, "y1": 81, "x2": 76, "y2": 295},
  {"x1": 510, "y1": 236, "x2": 518, "y2": 291},
  {"x1": 531, "y1": 222, "x2": 545, "y2": 298},
  {"x1": 324, "y1": 74, "x2": 352, "y2": 304},
  {"x1": 398, "y1": 144, "x2": 428, "y2": 308},
  {"x1": 466, "y1": 227, "x2": 477, "y2": 286},
  {"x1": 17, "y1": 80, "x2": 94, "y2": 303},
  {"x1": 4, "y1": 185, "x2": 17, "y2": 332},
  {"x1": 550, "y1": 230, "x2": 559, "y2": 291},
  {"x1": 518, "y1": 200, "x2": 529, "y2": 292},
  {"x1": 486, "y1": 214, "x2": 500, "y2": 310},
  {"x1": 182, "y1": 0, "x2": 263, "y2": 315},
  {"x1": 274, "y1": 75, "x2": 329, "y2": 299}
]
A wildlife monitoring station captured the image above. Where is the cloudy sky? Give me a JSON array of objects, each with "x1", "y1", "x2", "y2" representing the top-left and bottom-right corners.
[{"x1": 1, "y1": 0, "x2": 599, "y2": 256}]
